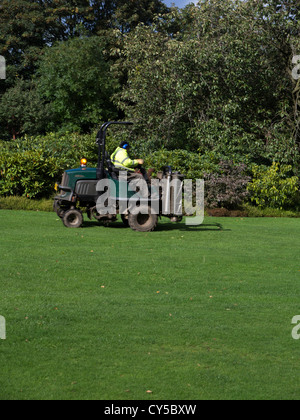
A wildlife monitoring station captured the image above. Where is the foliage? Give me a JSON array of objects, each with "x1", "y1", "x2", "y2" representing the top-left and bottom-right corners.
[
  {"x1": 0, "y1": 0, "x2": 168, "y2": 137},
  {"x1": 0, "y1": 132, "x2": 98, "y2": 198},
  {"x1": 1, "y1": 0, "x2": 300, "y2": 211},
  {"x1": 0, "y1": 0, "x2": 168, "y2": 78},
  {"x1": 115, "y1": 0, "x2": 300, "y2": 165},
  {"x1": 37, "y1": 36, "x2": 118, "y2": 133},
  {"x1": 247, "y1": 162, "x2": 299, "y2": 209},
  {"x1": 1, "y1": 133, "x2": 300, "y2": 213},
  {"x1": 204, "y1": 160, "x2": 251, "y2": 209},
  {"x1": 0, "y1": 195, "x2": 53, "y2": 211},
  {"x1": 242, "y1": 203, "x2": 300, "y2": 218},
  {"x1": 112, "y1": 0, "x2": 169, "y2": 34},
  {"x1": 0, "y1": 0, "x2": 47, "y2": 83},
  {"x1": 1, "y1": 0, "x2": 300, "y2": 162},
  {"x1": 0, "y1": 132, "x2": 98, "y2": 165},
  {"x1": 0, "y1": 149, "x2": 61, "y2": 198},
  {"x1": 0, "y1": 79, "x2": 50, "y2": 139},
  {"x1": 144, "y1": 149, "x2": 224, "y2": 180}
]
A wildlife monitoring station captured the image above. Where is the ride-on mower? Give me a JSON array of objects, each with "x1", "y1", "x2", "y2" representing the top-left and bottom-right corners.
[{"x1": 54, "y1": 122, "x2": 184, "y2": 232}]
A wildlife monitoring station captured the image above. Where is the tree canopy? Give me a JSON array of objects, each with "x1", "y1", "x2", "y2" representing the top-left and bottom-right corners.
[
  {"x1": 37, "y1": 36, "x2": 119, "y2": 133},
  {"x1": 0, "y1": 0, "x2": 300, "y2": 170},
  {"x1": 115, "y1": 1, "x2": 300, "y2": 166}
]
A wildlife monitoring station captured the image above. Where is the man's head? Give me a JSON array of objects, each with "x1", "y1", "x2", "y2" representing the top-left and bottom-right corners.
[{"x1": 120, "y1": 141, "x2": 130, "y2": 150}]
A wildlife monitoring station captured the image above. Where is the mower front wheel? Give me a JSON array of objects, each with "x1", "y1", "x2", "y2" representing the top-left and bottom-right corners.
[
  {"x1": 53, "y1": 200, "x2": 68, "y2": 219},
  {"x1": 63, "y1": 209, "x2": 83, "y2": 228}
]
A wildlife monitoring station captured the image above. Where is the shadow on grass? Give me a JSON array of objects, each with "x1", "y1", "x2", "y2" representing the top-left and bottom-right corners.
[
  {"x1": 155, "y1": 222, "x2": 229, "y2": 232},
  {"x1": 82, "y1": 220, "x2": 229, "y2": 232}
]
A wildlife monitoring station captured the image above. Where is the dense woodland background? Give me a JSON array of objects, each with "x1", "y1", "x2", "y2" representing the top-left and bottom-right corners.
[{"x1": 0, "y1": 0, "x2": 300, "y2": 211}]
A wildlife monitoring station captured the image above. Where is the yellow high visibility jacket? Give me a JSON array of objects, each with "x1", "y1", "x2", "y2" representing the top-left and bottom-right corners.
[{"x1": 110, "y1": 147, "x2": 139, "y2": 172}]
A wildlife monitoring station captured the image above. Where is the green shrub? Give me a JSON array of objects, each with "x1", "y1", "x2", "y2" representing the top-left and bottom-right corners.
[
  {"x1": 2, "y1": 132, "x2": 98, "y2": 167},
  {"x1": 0, "y1": 196, "x2": 53, "y2": 211},
  {"x1": 144, "y1": 149, "x2": 222, "y2": 180},
  {"x1": 0, "y1": 149, "x2": 60, "y2": 198},
  {"x1": 242, "y1": 203, "x2": 300, "y2": 218},
  {"x1": 0, "y1": 132, "x2": 98, "y2": 198},
  {"x1": 247, "y1": 162, "x2": 299, "y2": 209}
]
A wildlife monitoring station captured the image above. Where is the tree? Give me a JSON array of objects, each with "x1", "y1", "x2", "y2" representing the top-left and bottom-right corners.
[
  {"x1": 115, "y1": 0, "x2": 300, "y2": 166},
  {"x1": 0, "y1": 0, "x2": 45, "y2": 88},
  {"x1": 0, "y1": 0, "x2": 169, "y2": 81},
  {"x1": 0, "y1": 0, "x2": 169, "y2": 137},
  {"x1": 0, "y1": 0, "x2": 101, "y2": 82},
  {"x1": 0, "y1": 78, "x2": 50, "y2": 139},
  {"x1": 37, "y1": 36, "x2": 118, "y2": 133},
  {"x1": 250, "y1": 0, "x2": 300, "y2": 160},
  {"x1": 113, "y1": 0, "x2": 169, "y2": 34}
]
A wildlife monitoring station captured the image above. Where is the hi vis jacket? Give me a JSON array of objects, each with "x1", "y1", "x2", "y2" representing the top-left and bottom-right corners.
[{"x1": 110, "y1": 147, "x2": 139, "y2": 172}]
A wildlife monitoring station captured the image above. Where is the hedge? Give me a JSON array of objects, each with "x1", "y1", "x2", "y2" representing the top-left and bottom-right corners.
[{"x1": 0, "y1": 134, "x2": 299, "y2": 210}]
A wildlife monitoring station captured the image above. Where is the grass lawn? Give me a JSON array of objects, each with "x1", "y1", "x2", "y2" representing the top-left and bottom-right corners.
[{"x1": 0, "y1": 210, "x2": 300, "y2": 400}]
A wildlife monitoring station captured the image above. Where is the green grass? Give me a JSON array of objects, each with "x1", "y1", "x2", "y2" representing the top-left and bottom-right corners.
[{"x1": 1, "y1": 210, "x2": 300, "y2": 400}]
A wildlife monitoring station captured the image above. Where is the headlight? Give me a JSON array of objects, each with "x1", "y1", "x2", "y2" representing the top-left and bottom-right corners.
[{"x1": 81, "y1": 158, "x2": 87, "y2": 167}]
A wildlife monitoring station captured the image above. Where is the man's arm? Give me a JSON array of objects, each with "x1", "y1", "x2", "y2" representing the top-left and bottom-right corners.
[{"x1": 123, "y1": 154, "x2": 144, "y2": 169}]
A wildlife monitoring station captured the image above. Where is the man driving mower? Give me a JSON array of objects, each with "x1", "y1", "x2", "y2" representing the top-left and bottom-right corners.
[{"x1": 110, "y1": 141, "x2": 146, "y2": 182}]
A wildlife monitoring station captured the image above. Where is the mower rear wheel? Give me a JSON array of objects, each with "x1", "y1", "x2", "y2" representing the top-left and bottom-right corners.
[
  {"x1": 63, "y1": 209, "x2": 83, "y2": 228},
  {"x1": 128, "y1": 206, "x2": 158, "y2": 232}
]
